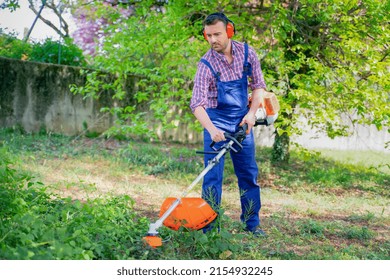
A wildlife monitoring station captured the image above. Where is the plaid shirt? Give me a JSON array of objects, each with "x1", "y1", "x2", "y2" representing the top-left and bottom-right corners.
[{"x1": 190, "y1": 40, "x2": 266, "y2": 112}]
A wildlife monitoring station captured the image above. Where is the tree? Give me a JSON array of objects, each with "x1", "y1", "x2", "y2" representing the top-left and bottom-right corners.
[
  {"x1": 72, "y1": 0, "x2": 389, "y2": 159},
  {"x1": 70, "y1": 0, "x2": 139, "y2": 56},
  {"x1": 72, "y1": 0, "x2": 207, "y2": 138},
  {"x1": 264, "y1": 0, "x2": 389, "y2": 162},
  {"x1": 26, "y1": 0, "x2": 70, "y2": 39}
]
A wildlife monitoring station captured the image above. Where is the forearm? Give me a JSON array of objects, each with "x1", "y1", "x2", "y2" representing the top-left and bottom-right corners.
[
  {"x1": 193, "y1": 106, "x2": 225, "y2": 142},
  {"x1": 241, "y1": 88, "x2": 266, "y2": 132},
  {"x1": 194, "y1": 106, "x2": 215, "y2": 132},
  {"x1": 249, "y1": 88, "x2": 266, "y2": 115}
]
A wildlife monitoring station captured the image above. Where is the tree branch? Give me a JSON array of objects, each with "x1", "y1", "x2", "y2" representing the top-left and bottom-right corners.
[{"x1": 27, "y1": 0, "x2": 69, "y2": 39}]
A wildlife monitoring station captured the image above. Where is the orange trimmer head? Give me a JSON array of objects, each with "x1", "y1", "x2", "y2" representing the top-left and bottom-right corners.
[
  {"x1": 160, "y1": 197, "x2": 217, "y2": 231},
  {"x1": 143, "y1": 198, "x2": 217, "y2": 248},
  {"x1": 143, "y1": 235, "x2": 162, "y2": 248}
]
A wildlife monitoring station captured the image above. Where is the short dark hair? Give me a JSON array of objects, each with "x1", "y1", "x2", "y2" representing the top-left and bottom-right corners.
[{"x1": 203, "y1": 12, "x2": 230, "y2": 27}]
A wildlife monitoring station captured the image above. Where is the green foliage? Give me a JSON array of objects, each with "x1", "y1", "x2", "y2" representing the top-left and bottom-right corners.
[
  {"x1": 263, "y1": 0, "x2": 390, "y2": 161},
  {"x1": 30, "y1": 38, "x2": 86, "y2": 66},
  {"x1": 0, "y1": 0, "x2": 20, "y2": 11},
  {"x1": 341, "y1": 226, "x2": 375, "y2": 240},
  {"x1": 70, "y1": 0, "x2": 389, "y2": 163},
  {"x1": 285, "y1": 0, "x2": 390, "y2": 135},
  {"x1": 298, "y1": 219, "x2": 325, "y2": 237},
  {"x1": 72, "y1": 0, "x2": 214, "y2": 138},
  {"x1": 0, "y1": 31, "x2": 86, "y2": 66},
  {"x1": 156, "y1": 222, "x2": 248, "y2": 260},
  {"x1": 0, "y1": 145, "x2": 250, "y2": 260},
  {"x1": 0, "y1": 148, "x2": 149, "y2": 260},
  {"x1": 0, "y1": 31, "x2": 32, "y2": 59}
]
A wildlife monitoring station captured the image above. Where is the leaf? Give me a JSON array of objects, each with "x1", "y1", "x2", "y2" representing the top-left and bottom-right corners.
[
  {"x1": 219, "y1": 250, "x2": 233, "y2": 260},
  {"x1": 196, "y1": 233, "x2": 208, "y2": 244}
]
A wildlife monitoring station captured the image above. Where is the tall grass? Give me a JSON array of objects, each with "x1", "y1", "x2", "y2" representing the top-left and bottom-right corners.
[{"x1": 0, "y1": 147, "x2": 152, "y2": 260}]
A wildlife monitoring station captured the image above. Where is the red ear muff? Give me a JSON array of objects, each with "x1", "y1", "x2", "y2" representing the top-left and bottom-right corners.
[
  {"x1": 226, "y1": 22, "x2": 234, "y2": 39},
  {"x1": 203, "y1": 21, "x2": 235, "y2": 40}
]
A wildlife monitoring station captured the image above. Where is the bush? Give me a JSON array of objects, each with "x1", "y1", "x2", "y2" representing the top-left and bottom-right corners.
[
  {"x1": 0, "y1": 30, "x2": 86, "y2": 66},
  {"x1": 30, "y1": 38, "x2": 86, "y2": 67},
  {"x1": 0, "y1": 30, "x2": 31, "y2": 60}
]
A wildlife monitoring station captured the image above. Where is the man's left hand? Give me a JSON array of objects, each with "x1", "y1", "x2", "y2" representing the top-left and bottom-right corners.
[{"x1": 241, "y1": 112, "x2": 256, "y2": 134}]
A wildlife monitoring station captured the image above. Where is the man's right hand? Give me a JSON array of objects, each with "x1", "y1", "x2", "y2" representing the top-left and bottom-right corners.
[
  {"x1": 193, "y1": 106, "x2": 225, "y2": 142},
  {"x1": 210, "y1": 128, "x2": 226, "y2": 142}
]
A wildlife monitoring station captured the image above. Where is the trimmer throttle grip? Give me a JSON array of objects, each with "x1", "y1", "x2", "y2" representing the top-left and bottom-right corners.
[
  {"x1": 209, "y1": 123, "x2": 248, "y2": 152},
  {"x1": 235, "y1": 123, "x2": 248, "y2": 143}
]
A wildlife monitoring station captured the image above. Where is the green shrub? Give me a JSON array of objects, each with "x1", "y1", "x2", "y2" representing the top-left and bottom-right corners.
[
  {"x1": 153, "y1": 212, "x2": 249, "y2": 260},
  {"x1": 30, "y1": 38, "x2": 86, "y2": 66},
  {"x1": 0, "y1": 31, "x2": 31, "y2": 60},
  {"x1": 0, "y1": 31, "x2": 86, "y2": 66}
]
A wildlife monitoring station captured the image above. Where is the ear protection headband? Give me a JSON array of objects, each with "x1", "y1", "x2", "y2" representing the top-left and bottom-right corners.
[{"x1": 203, "y1": 13, "x2": 235, "y2": 40}]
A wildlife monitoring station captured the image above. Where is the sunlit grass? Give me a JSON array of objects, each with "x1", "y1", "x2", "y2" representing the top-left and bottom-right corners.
[{"x1": 316, "y1": 149, "x2": 390, "y2": 174}]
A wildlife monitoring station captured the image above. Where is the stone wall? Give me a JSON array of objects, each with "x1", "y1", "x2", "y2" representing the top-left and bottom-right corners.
[{"x1": 0, "y1": 57, "x2": 116, "y2": 135}]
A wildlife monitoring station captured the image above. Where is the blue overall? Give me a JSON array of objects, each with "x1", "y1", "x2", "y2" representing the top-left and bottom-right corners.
[{"x1": 201, "y1": 43, "x2": 261, "y2": 232}]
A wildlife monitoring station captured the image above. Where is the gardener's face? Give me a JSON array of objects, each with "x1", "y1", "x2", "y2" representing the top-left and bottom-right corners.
[{"x1": 204, "y1": 21, "x2": 230, "y2": 53}]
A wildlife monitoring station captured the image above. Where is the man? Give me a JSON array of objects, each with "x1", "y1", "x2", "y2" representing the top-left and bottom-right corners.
[{"x1": 190, "y1": 12, "x2": 267, "y2": 236}]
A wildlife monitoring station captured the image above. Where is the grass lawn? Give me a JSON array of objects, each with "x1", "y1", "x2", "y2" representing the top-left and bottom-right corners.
[{"x1": 316, "y1": 149, "x2": 390, "y2": 174}]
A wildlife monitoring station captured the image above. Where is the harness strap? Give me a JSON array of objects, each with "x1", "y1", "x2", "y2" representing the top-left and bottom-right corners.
[
  {"x1": 243, "y1": 43, "x2": 252, "y2": 76},
  {"x1": 200, "y1": 58, "x2": 220, "y2": 81}
]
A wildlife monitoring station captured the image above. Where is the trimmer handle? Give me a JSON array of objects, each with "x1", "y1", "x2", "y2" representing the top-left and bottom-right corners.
[
  {"x1": 209, "y1": 123, "x2": 248, "y2": 152},
  {"x1": 232, "y1": 123, "x2": 247, "y2": 143}
]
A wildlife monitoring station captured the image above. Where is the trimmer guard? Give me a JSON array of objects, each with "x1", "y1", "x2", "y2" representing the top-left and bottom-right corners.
[{"x1": 159, "y1": 197, "x2": 217, "y2": 231}]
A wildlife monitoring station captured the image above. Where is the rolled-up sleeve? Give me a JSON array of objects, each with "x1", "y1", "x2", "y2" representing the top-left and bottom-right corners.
[
  {"x1": 248, "y1": 47, "x2": 266, "y2": 91},
  {"x1": 190, "y1": 62, "x2": 213, "y2": 112}
]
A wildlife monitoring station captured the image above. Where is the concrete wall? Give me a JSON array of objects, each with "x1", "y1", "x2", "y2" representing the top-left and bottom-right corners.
[
  {"x1": 0, "y1": 57, "x2": 117, "y2": 135},
  {"x1": 292, "y1": 117, "x2": 390, "y2": 152}
]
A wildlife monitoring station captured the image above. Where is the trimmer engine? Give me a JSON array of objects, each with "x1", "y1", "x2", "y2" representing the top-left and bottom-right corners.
[{"x1": 252, "y1": 91, "x2": 280, "y2": 126}]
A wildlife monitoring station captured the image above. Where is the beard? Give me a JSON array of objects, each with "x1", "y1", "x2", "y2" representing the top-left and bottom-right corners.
[
  {"x1": 212, "y1": 41, "x2": 228, "y2": 53},
  {"x1": 212, "y1": 44, "x2": 221, "y2": 52}
]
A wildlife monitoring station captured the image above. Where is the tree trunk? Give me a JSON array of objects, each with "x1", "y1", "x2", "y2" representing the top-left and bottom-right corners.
[{"x1": 272, "y1": 129, "x2": 290, "y2": 164}]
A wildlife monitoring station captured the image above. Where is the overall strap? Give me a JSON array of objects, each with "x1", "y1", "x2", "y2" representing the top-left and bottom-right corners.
[
  {"x1": 244, "y1": 43, "x2": 249, "y2": 64},
  {"x1": 243, "y1": 43, "x2": 252, "y2": 76},
  {"x1": 200, "y1": 58, "x2": 220, "y2": 81}
]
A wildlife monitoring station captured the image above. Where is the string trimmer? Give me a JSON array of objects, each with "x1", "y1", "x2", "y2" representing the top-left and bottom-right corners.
[{"x1": 143, "y1": 92, "x2": 279, "y2": 248}]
